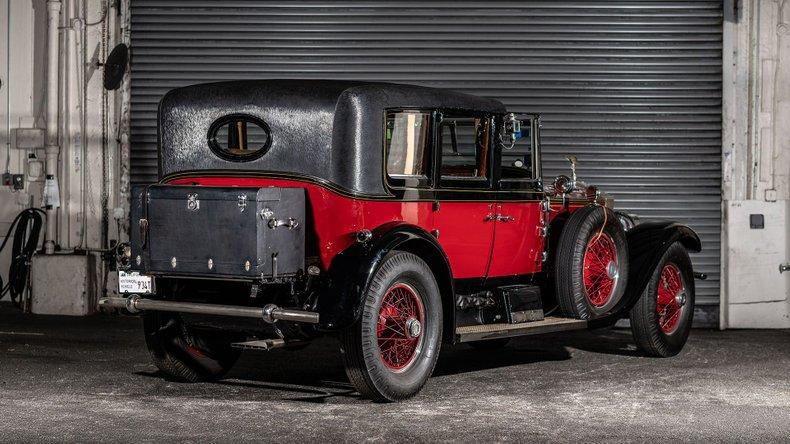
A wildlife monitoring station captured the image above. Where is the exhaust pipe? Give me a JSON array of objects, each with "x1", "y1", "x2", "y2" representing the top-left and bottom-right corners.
[{"x1": 98, "y1": 295, "x2": 319, "y2": 324}]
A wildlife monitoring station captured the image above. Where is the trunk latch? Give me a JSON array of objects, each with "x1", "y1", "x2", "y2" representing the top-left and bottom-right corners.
[{"x1": 186, "y1": 193, "x2": 200, "y2": 211}]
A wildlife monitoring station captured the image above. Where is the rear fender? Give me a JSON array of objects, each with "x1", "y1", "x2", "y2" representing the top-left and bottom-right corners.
[
  {"x1": 315, "y1": 222, "x2": 455, "y2": 343},
  {"x1": 587, "y1": 221, "x2": 701, "y2": 329}
]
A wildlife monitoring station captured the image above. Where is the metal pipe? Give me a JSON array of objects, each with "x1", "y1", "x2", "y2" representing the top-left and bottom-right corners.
[
  {"x1": 4, "y1": 0, "x2": 10, "y2": 176},
  {"x1": 43, "y1": 0, "x2": 62, "y2": 254},
  {"x1": 98, "y1": 296, "x2": 320, "y2": 324}
]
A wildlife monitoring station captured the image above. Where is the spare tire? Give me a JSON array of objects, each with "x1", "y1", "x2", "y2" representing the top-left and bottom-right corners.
[{"x1": 555, "y1": 205, "x2": 629, "y2": 320}]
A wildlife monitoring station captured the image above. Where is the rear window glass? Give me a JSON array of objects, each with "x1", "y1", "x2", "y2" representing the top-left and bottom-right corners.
[
  {"x1": 208, "y1": 114, "x2": 272, "y2": 161},
  {"x1": 385, "y1": 111, "x2": 431, "y2": 182}
]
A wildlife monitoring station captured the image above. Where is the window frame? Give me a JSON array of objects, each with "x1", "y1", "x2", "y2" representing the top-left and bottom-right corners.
[
  {"x1": 207, "y1": 113, "x2": 272, "y2": 162},
  {"x1": 496, "y1": 114, "x2": 543, "y2": 191},
  {"x1": 383, "y1": 109, "x2": 435, "y2": 190},
  {"x1": 435, "y1": 111, "x2": 495, "y2": 190}
]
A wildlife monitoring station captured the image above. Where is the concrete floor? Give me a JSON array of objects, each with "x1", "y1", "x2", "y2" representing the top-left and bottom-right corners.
[{"x1": 1, "y1": 303, "x2": 789, "y2": 443}]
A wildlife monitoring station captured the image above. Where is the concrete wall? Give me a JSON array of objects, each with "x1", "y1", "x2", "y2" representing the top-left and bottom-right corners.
[
  {"x1": 721, "y1": 0, "x2": 790, "y2": 328},
  {"x1": 0, "y1": 0, "x2": 128, "y2": 309},
  {"x1": 0, "y1": 0, "x2": 46, "y2": 282}
]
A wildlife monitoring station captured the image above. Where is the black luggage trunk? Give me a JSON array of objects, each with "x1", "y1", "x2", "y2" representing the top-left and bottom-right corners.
[{"x1": 129, "y1": 185, "x2": 305, "y2": 280}]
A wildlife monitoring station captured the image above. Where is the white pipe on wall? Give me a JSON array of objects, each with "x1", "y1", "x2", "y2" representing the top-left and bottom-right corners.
[
  {"x1": 5, "y1": 0, "x2": 10, "y2": 176},
  {"x1": 43, "y1": 0, "x2": 62, "y2": 254}
]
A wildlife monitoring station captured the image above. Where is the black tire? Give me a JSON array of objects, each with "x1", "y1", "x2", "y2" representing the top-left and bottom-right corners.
[
  {"x1": 555, "y1": 205, "x2": 629, "y2": 320},
  {"x1": 143, "y1": 311, "x2": 241, "y2": 382},
  {"x1": 468, "y1": 338, "x2": 510, "y2": 350},
  {"x1": 629, "y1": 242, "x2": 695, "y2": 357},
  {"x1": 340, "y1": 251, "x2": 443, "y2": 402}
]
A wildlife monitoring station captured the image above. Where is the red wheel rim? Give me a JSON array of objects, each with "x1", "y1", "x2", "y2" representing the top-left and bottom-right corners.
[
  {"x1": 583, "y1": 232, "x2": 619, "y2": 307},
  {"x1": 657, "y1": 263, "x2": 686, "y2": 334},
  {"x1": 376, "y1": 283, "x2": 424, "y2": 372}
]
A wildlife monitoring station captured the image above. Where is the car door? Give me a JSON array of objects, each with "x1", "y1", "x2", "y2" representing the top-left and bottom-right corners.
[
  {"x1": 487, "y1": 115, "x2": 547, "y2": 277},
  {"x1": 432, "y1": 113, "x2": 496, "y2": 279}
]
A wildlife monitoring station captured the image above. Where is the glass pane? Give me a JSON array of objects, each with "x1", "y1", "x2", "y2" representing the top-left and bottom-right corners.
[
  {"x1": 385, "y1": 111, "x2": 431, "y2": 179},
  {"x1": 440, "y1": 116, "x2": 490, "y2": 179},
  {"x1": 209, "y1": 115, "x2": 271, "y2": 160},
  {"x1": 500, "y1": 120, "x2": 532, "y2": 179}
]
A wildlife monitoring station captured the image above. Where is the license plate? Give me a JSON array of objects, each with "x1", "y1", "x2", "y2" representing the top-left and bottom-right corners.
[{"x1": 118, "y1": 271, "x2": 154, "y2": 294}]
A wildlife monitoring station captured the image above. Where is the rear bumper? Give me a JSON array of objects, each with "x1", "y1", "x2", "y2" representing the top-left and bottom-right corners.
[{"x1": 99, "y1": 295, "x2": 319, "y2": 324}]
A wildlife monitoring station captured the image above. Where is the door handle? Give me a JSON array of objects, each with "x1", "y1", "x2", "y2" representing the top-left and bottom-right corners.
[
  {"x1": 780, "y1": 263, "x2": 790, "y2": 273},
  {"x1": 485, "y1": 213, "x2": 515, "y2": 222}
]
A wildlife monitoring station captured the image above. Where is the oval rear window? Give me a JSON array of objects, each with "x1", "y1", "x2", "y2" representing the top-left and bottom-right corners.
[{"x1": 207, "y1": 114, "x2": 272, "y2": 161}]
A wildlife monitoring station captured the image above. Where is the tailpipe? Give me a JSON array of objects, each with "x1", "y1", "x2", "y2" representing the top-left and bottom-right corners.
[{"x1": 98, "y1": 295, "x2": 319, "y2": 324}]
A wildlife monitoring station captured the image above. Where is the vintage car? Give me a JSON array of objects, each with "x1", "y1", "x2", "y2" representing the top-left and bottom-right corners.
[{"x1": 102, "y1": 80, "x2": 702, "y2": 402}]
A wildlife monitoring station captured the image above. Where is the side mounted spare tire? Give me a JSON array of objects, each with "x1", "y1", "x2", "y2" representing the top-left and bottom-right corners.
[{"x1": 555, "y1": 205, "x2": 629, "y2": 320}]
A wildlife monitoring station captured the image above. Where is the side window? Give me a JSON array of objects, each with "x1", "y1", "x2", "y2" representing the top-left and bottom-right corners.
[
  {"x1": 500, "y1": 117, "x2": 533, "y2": 180},
  {"x1": 439, "y1": 115, "x2": 491, "y2": 185},
  {"x1": 385, "y1": 111, "x2": 431, "y2": 186}
]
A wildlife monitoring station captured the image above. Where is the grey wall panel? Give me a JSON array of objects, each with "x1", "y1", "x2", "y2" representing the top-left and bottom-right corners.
[{"x1": 130, "y1": 1, "x2": 722, "y2": 305}]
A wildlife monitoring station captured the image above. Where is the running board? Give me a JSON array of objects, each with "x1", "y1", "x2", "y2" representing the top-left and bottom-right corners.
[{"x1": 455, "y1": 316, "x2": 587, "y2": 343}]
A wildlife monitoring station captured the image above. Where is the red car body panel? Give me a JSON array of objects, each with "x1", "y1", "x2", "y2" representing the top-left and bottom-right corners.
[
  {"x1": 488, "y1": 202, "x2": 545, "y2": 277},
  {"x1": 168, "y1": 175, "x2": 561, "y2": 279}
]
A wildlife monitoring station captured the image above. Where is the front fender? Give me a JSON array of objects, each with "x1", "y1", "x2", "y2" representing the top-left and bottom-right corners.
[
  {"x1": 315, "y1": 222, "x2": 453, "y2": 333},
  {"x1": 587, "y1": 221, "x2": 701, "y2": 329}
]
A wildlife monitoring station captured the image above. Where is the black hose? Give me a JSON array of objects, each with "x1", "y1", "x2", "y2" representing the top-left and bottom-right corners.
[{"x1": 0, "y1": 208, "x2": 45, "y2": 307}]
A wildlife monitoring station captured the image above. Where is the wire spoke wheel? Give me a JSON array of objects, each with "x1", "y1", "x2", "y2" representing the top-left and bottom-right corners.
[
  {"x1": 341, "y1": 251, "x2": 441, "y2": 401},
  {"x1": 376, "y1": 283, "x2": 424, "y2": 372},
  {"x1": 583, "y1": 232, "x2": 619, "y2": 307},
  {"x1": 556, "y1": 205, "x2": 628, "y2": 320},
  {"x1": 656, "y1": 263, "x2": 686, "y2": 334},
  {"x1": 629, "y1": 241, "x2": 695, "y2": 358}
]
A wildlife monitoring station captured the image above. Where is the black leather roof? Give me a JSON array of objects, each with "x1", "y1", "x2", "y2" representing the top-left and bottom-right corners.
[{"x1": 158, "y1": 79, "x2": 506, "y2": 196}]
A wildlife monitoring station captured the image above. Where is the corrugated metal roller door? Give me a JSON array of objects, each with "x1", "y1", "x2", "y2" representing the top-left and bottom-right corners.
[{"x1": 130, "y1": 1, "x2": 722, "y2": 308}]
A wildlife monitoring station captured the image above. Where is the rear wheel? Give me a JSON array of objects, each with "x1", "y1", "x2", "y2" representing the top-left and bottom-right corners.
[
  {"x1": 340, "y1": 251, "x2": 442, "y2": 402},
  {"x1": 629, "y1": 241, "x2": 695, "y2": 357},
  {"x1": 143, "y1": 311, "x2": 241, "y2": 382},
  {"x1": 555, "y1": 205, "x2": 629, "y2": 319}
]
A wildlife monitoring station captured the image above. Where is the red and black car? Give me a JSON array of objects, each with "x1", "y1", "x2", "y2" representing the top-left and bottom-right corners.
[{"x1": 104, "y1": 80, "x2": 702, "y2": 401}]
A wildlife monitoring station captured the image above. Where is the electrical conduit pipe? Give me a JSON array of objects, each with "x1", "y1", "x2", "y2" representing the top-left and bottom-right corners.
[{"x1": 43, "y1": 0, "x2": 61, "y2": 254}]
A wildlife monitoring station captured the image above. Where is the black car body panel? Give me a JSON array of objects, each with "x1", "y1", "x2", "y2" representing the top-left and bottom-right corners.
[
  {"x1": 157, "y1": 79, "x2": 506, "y2": 196},
  {"x1": 130, "y1": 185, "x2": 305, "y2": 279}
]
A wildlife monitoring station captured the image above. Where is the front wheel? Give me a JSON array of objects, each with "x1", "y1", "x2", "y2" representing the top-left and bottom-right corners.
[
  {"x1": 340, "y1": 251, "x2": 443, "y2": 402},
  {"x1": 629, "y1": 241, "x2": 695, "y2": 357}
]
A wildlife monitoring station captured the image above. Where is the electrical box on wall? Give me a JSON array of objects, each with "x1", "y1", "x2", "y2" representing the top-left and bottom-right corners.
[{"x1": 12, "y1": 128, "x2": 45, "y2": 149}]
